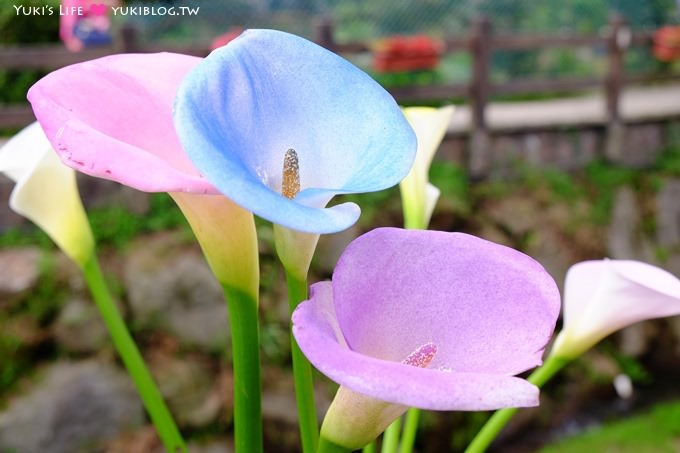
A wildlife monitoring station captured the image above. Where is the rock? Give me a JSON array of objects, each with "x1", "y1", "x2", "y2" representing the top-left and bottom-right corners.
[
  {"x1": 124, "y1": 235, "x2": 229, "y2": 351},
  {"x1": 0, "y1": 247, "x2": 41, "y2": 300},
  {"x1": 653, "y1": 179, "x2": 680, "y2": 276},
  {"x1": 607, "y1": 186, "x2": 654, "y2": 261},
  {"x1": 313, "y1": 224, "x2": 360, "y2": 275},
  {"x1": 54, "y1": 298, "x2": 109, "y2": 354},
  {"x1": 188, "y1": 438, "x2": 234, "y2": 453},
  {"x1": 78, "y1": 175, "x2": 151, "y2": 215},
  {"x1": 0, "y1": 175, "x2": 27, "y2": 232},
  {"x1": 484, "y1": 194, "x2": 541, "y2": 237},
  {"x1": 481, "y1": 195, "x2": 575, "y2": 289},
  {"x1": 617, "y1": 321, "x2": 655, "y2": 357},
  {"x1": 148, "y1": 353, "x2": 223, "y2": 428},
  {"x1": 105, "y1": 425, "x2": 163, "y2": 453},
  {"x1": 0, "y1": 360, "x2": 144, "y2": 453},
  {"x1": 656, "y1": 179, "x2": 680, "y2": 247}
]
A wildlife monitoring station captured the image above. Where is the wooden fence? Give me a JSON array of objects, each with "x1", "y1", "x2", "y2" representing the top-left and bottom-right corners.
[{"x1": 1, "y1": 14, "x2": 678, "y2": 143}]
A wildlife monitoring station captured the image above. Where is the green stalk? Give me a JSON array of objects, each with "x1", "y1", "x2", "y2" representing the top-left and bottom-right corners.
[
  {"x1": 285, "y1": 270, "x2": 319, "y2": 453},
  {"x1": 222, "y1": 285, "x2": 263, "y2": 453},
  {"x1": 398, "y1": 408, "x2": 420, "y2": 453},
  {"x1": 363, "y1": 441, "x2": 377, "y2": 453},
  {"x1": 317, "y1": 435, "x2": 353, "y2": 453},
  {"x1": 464, "y1": 355, "x2": 572, "y2": 453},
  {"x1": 81, "y1": 254, "x2": 185, "y2": 452},
  {"x1": 381, "y1": 417, "x2": 402, "y2": 453}
]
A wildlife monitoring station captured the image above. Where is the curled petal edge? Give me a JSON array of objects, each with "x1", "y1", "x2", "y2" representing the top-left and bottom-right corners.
[{"x1": 292, "y1": 282, "x2": 539, "y2": 411}]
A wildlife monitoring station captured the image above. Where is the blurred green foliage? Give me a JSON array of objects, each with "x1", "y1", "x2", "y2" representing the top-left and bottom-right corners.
[
  {"x1": 540, "y1": 400, "x2": 680, "y2": 452},
  {"x1": 0, "y1": 0, "x2": 60, "y2": 106},
  {"x1": 0, "y1": 0, "x2": 60, "y2": 44}
]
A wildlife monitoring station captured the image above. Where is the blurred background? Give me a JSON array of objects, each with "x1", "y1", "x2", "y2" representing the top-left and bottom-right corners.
[{"x1": 2, "y1": 0, "x2": 680, "y2": 452}]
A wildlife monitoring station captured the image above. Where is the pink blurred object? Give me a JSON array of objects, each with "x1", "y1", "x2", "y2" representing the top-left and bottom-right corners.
[
  {"x1": 210, "y1": 27, "x2": 244, "y2": 51},
  {"x1": 60, "y1": 0, "x2": 115, "y2": 52}
]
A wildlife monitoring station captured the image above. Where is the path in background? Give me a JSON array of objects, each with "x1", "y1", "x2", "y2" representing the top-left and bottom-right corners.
[{"x1": 448, "y1": 82, "x2": 680, "y2": 133}]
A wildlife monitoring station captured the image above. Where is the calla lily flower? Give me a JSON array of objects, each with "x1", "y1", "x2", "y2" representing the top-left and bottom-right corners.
[
  {"x1": 0, "y1": 122, "x2": 94, "y2": 266},
  {"x1": 28, "y1": 53, "x2": 210, "y2": 194},
  {"x1": 551, "y1": 259, "x2": 680, "y2": 359},
  {"x1": 292, "y1": 228, "x2": 560, "y2": 449},
  {"x1": 27, "y1": 52, "x2": 258, "y2": 295},
  {"x1": 28, "y1": 49, "x2": 263, "y2": 452},
  {"x1": 399, "y1": 106, "x2": 455, "y2": 230},
  {"x1": 173, "y1": 29, "x2": 417, "y2": 235}
]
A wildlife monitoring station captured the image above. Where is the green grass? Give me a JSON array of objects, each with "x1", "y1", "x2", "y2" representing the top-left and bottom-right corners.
[{"x1": 540, "y1": 400, "x2": 680, "y2": 453}]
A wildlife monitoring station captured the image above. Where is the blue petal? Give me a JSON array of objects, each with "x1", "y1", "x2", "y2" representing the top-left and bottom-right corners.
[{"x1": 174, "y1": 29, "x2": 416, "y2": 233}]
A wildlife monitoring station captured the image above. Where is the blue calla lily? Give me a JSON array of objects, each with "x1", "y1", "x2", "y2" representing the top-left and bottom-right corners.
[{"x1": 174, "y1": 29, "x2": 417, "y2": 234}]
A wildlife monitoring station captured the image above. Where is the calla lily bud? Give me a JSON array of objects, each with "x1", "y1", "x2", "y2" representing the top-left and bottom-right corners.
[
  {"x1": 399, "y1": 106, "x2": 455, "y2": 230},
  {"x1": 0, "y1": 122, "x2": 94, "y2": 266}
]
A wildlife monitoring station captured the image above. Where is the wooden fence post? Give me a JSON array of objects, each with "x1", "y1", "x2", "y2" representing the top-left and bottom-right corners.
[
  {"x1": 605, "y1": 13, "x2": 630, "y2": 161},
  {"x1": 313, "y1": 17, "x2": 336, "y2": 52},
  {"x1": 469, "y1": 16, "x2": 492, "y2": 178},
  {"x1": 120, "y1": 23, "x2": 140, "y2": 53}
]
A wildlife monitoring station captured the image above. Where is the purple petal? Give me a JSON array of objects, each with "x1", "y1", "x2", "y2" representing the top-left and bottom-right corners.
[
  {"x1": 293, "y1": 281, "x2": 539, "y2": 410},
  {"x1": 332, "y1": 228, "x2": 560, "y2": 375},
  {"x1": 292, "y1": 228, "x2": 561, "y2": 410}
]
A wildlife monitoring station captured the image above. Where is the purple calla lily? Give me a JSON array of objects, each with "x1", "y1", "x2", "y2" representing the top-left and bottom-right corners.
[{"x1": 292, "y1": 228, "x2": 560, "y2": 449}]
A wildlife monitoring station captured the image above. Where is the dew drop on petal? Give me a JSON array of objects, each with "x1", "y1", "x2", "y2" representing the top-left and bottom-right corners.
[
  {"x1": 282, "y1": 148, "x2": 300, "y2": 199},
  {"x1": 402, "y1": 342, "x2": 437, "y2": 368}
]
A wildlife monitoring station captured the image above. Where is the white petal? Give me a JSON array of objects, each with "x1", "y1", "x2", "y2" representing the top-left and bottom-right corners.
[
  {"x1": 0, "y1": 122, "x2": 94, "y2": 265},
  {"x1": 0, "y1": 122, "x2": 52, "y2": 181},
  {"x1": 423, "y1": 182, "x2": 441, "y2": 227},
  {"x1": 553, "y1": 259, "x2": 680, "y2": 358},
  {"x1": 399, "y1": 106, "x2": 454, "y2": 229}
]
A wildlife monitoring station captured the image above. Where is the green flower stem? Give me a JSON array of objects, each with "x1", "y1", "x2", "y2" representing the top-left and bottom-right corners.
[
  {"x1": 381, "y1": 417, "x2": 401, "y2": 453},
  {"x1": 318, "y1": 435, "x2": 352, "y2": 453},
  {"x1": 285, "y1": 270, "x2": 319, "y2": 453},
  {"x1": 464, "y1": 355, "x2": 572, "y2": 453},
  {"x1": 363, "y1": 441, "x2": 377, "y2": 453},
  {"x1": 398, "y1": 408, "x2": 420, "y2": 453},
  {"x1": 81, "y1": 253, "x2": 185, "y2": 453},
  {"x1": 222, "y1": 285, "x2": 263, "y2": 453}
]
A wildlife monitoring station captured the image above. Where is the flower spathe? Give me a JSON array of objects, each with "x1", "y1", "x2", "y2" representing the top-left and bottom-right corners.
[
  {"x1": 551, "y1": 259, "x2": 680, "y2": 359},
  {"x1": 28, "y1": 52, "x2": 211, "y2": 194},
  {"x1": 292, "y1": 228, "x2": 560, "y2": 448},
  {"x1": 27, "y1": 52, "x2": 258, "y2": 295},
  {"x1": 0, "y1": 122, "x2": 93, "y2": 266},
  {"x1": 174, "y1": 29, "x2": 417, "y2": 234},
  {"x1": 399, "y1": 106, "x2": 455, "y2": 230}
]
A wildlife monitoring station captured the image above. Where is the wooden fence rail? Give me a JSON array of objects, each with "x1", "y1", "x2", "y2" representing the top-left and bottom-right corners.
[
  {"x1": 2, "y1": 14, "x2": 679, "y2": 165},
  {"x1": 312, "y1": 14, "x2": 679, "y2": 170}
]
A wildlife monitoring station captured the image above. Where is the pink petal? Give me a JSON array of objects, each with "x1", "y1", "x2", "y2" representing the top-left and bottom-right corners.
[
  {"x1": 28, "y1": 53, "x2": 215, "y2": 193},
  {"x1": 562, "y1": 260, "x2": 680, "y2": 350}
]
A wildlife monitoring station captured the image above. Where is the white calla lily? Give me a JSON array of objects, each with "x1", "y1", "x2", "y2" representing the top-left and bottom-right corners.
[
  {"x1": 0, "y1": 122, "x2": 94, "y2": 266},
  {"x1": 551, "y1": 259, "x2": 680, "y2": 359},
  {"x1": 399, "y1": 106, "x2": 455, "y2": 229}
]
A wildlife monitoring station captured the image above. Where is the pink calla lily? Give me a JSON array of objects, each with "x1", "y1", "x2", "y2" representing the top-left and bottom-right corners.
[
  {"x1": 551, "y1": 259, "x2": 680, "y2": 358},
  {"x1": 28, "y1": 52, "x2": 212, "y2": 194},
  {"x1": 27, "y1": 52, "x2": 258, "y2": 295}
]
